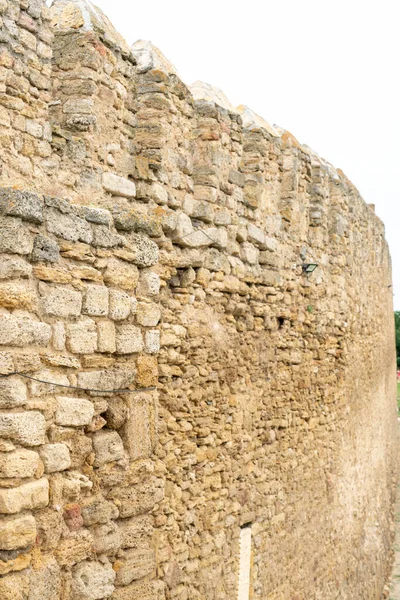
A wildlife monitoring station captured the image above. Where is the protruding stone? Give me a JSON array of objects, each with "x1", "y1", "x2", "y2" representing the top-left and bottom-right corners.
[
  {"x1": 0, "y1": 479, "x2": 49, "y2": 514},
  {"x1": 39, "y1": 443, "x2": 71, "y2": 473},
  {"x1": 71, "y1": 561, "x2": 116, "y2": 600},
  {"x1": 55, "y1": 397, "x2": 95, "y2": 427},
  {"x1": 92, "y1": 430, "x2": 124, "y2": 467},
  {"x1": 0, "y1": 514, "x2": 36, "y2": 550},
  {"x1": 131, "y1": 39, "x2": 179, "y2": 75},
  {"x1": 0, "y1": 449, "x2": 40, "y2": 479},
  {"x1": 0, "y1": 412, "x2": 46, "y2": 446},
  {"x1": 102, "y1": 172, "x2": 136, "y2": 199}
]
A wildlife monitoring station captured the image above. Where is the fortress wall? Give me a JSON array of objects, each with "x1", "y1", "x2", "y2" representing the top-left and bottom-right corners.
[{"x1": 0, "y1": 1, "x2": 398, "y2": 599}]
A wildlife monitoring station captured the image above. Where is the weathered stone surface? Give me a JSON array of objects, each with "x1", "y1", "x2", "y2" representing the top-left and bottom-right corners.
[
  {"x1": 0, "y1": 217, "x2": 33, "y2": 255},
  {"x1": 102, "y1": 172, "x2": 136, "y2": 198},
  {"x1": 0, "y1": 256, "x2": 32, "y2": 279},
  {"x1": 144, "y1": 330, "x2": 160, "y2": 354},
  {"x1": 0, "y1": 514, "x2": 36, "y2": 550},
  {"x1": 55, "y1": 397, "x2": 94, "y2": 427},
  {"x1": 0, "y1": 572, "x2": 30, "y2": 600},
  {"x1": 97, "y1": 321, "x2": 116, "y2": 353},
  {"x1": 46, "y1": 209, "x2": 93, "y2": 244},
  {"x1": 108, "y1": 289, "x2": 132, "y2": 321},
  {"x1": 28, "y1": 558, "x2": 61, "y2": 600},
  {"x1": 0, "y1": 448, "x2": 40, "y2": 478},
  {"x1": 40, "y1": 284, "x2": 82, "y2": 317},
  {"x1": 92, "y1": 430, "x2": 124, "y2": 467},
  {"x1": 0, "y1": 189, "x2": 44, "y2": 223},
  {"x1": 0, "y1": 412, "x2": 46, "y2": 446},
  {"x1": 66, "y1": 319, "x2": 97, "y2": 354},
  {"x1": 81, "y1": 497, "x2": 118, "y2": 527},
  {"x1": 114, "y1": 547, "x2": 156, "y2": 586},
  {"x1": 0, "y1": 478, "x2": 49, "y2": 514},
  {"x1": 0, "y1": 376, "x2": 27, "y2": 408},
  {"x1": 31, "y1": 234, "x2": 60, "y2": 263},
  {"x1": 137, "y1": 270, "x2": 160, "y2": 296},
  {"x1": 71, "y1": 561, "x2": 116, "y2": 600},
  {"x1": 126, "y1": 234, "x2": 159, "y2": 267},
  {"x1": 116, "y1": 325, "x2": 143, "y2": 354},
  {"x1": 92, "y1": 521, "x2": 121, "y2": 554},
  {"x1": 82, "y1": 285, "x2": 109, "y2": 316},
  {"x1": 136, "y1": 302, "x2": 161, "y2": 327},
  {"x1": 103, "y1": 259, "x2": 139, "y2": 291},
  {"x1": 39, "y1": 443, "x2": 71, "y2": 473}
]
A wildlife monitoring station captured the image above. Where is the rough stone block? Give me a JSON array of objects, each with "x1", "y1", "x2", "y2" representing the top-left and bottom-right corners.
[
  {"x1": 0, "y1": 514, "x2": 36, "y2": 550},
  {"x1": 67, "y1": 319, "x2": 97, "y2": 354},
  {"x1": 136, "y1": 355, "x2": 158, "y2": 388},
  {"x1": 117, "y1": 514, "x2": 154, "y2": 549},
  {"x1": 0, "y1": 478, "x2": 49, "y2": 514},
  {"x1": 97, "y1": 321, "x2": 116, "y2": 353},
  {"x1": 116, "y1": 325, "x2": 143, "y2": 354},
  {"x1": 126, "y1": 233, "x2": 159, "y2": 267},
  {"x1": 247, "y1": 223, "x2": 267, "y2": 249},
  {"x1": 0, "y1": 281, "x2": 37, "y2": 311},
  {"x1": 0, "y1": 314, "x2": 51, "y2": 347},
  {"x1": 0, "y1": 256, "x2": 32, "y2": 279},
  {"x1": 137, "y1": 270, "x2": 160, "y2": 296},
  {"x1": 46, "y1": 209, "x2": 93, "y2": 244},
  {"x1": 31, "y1": 234, "x2": 60, "y2": 263},
  {"x1": 63, "y1": 98, "x2": 94, "y2": 114},
  {"x1": 55, "y1": 397, "x2": 94, "y2": 427},
  {"x1": 82, "y1": 285, "x2": 109, "y2": 316},
  {"x1": 102, "y1": 172, "x2": 136, "y2": 198},
  {"x1": 122, "y1": 397, "x2": 152, "y2": 461},
  {"x1": 109, "y1": 479, "x2": 164, "y2": 519},
  {"x1": 39, "y1": 443, "x2": 71, "y2": 473},
  {"x1": 28, "y1": 558, "x2": 61, "y2": 600},
  {"x1": 103, "y1": 259, "x2": 139, "y2": 291},
  {"x1": 92, "y1": 430, "x2": 124, "y2": 467},
  {"x1": 0, "y1": 217, "x2": 33, "y2": 255},
  {"x1": 240, "y1": 242, "x2": 259, "y2": 265},
  {"x1": 71, "y1": 561, "x2": 115, "y2": 600},
  {"x1": 81, "y1": 497, "x2": 118, "y2": 527},
  {"x1": 92, "y1": 521, "x2": 121, "y2": 554},
  {"x1": 0, "y1": 448, "x2": 40, "y2": 478},
  {"x1": 0, "y1": 411, "x2": 46, "y2": 446},
  {"x1": 114, "y1": 548, "x2": 156, "y2": 586},
  {"x1": 108, "y1": 289, "x2": 132, "y2": 320},
  {"x1": 0, "y1": 188, "x2": 44, "y2": 223},
  {"x1": 136, "y1": 302, "x2": 161, "y2": 327},
  {"x1": 0, "y1": 572, "x2": 30, "y2": 600},
  {"x1": 40, "y1": 284, "x2": 82, "y2": 317},
  {"x1": 0, "y1": 376, "x2": 27, "y2": 408},
  {"x1": 145, "y1": 330, "x2": 160, "y2": 354}
]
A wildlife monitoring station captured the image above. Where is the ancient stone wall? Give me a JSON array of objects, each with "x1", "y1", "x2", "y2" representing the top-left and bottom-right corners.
[{"x1": 0, "y1": 1, "x2": 398, "y2": 599}]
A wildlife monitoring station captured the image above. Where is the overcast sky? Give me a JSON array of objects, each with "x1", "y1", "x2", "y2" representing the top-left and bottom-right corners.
[{"x1": 50, "y1": 0, "x2": 400, "y2": 309}]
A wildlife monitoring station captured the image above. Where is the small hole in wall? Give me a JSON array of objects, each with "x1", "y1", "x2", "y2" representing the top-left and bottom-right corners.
[{"x1": 277, "y1": 317, "x2": 285, "y2": 329}]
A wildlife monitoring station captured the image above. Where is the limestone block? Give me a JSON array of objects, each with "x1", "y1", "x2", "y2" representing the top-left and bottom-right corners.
[
  {"x1": 0, "y1": 315, "x2": 51, "y2": 347},
  {"x1": 39, "y1": 443, "x2": 71, "y2": 473},
  {"x1": 82, "y1": 285, "x2": 109, "y2": 316},
  {"x1": 0, "y1": 376, "x2": 27, "y2": 408},
  {"x1": 97, "y1": 321, "x2": 116, "y2": 353},
  {"x1": 214, "y1": 208, "x2": 232, "y2": 226},
  {"x1": 66, "y1": 319, "x2": 97, "y2": 354},
  {"x1": 136, "y1": 355, "x2": 158, "y2": 388},
  {"x1": 240, "y1": 242, "x2": 259, "y2": 265},
  {"x1": 0, "y1": 411, "x2": 46, "y2": 446},
  {"x1": 46, "y1": 209, "x2": 93, "y2": 244},
  {"x1": 0, "y1": 280, "x2": 37, "y2": 311},
  {"x1": 204, "y1": 227, "x2": 228, "y2": 249},
  {"x1": 114, "y1": 548, "x2": 156, "y2": 586},
  {"x1": 145, "y1": 330, "x2": 160, "y2": 354},
  {"x1": 111, "y1": 580, "x2": 157, "y2": 600},
  {"x1": 92, "y1": 521, "x2": 121, "y2": 554},
  {"x1": 81, "y1": 497, "x2": 119, "y2": 527},
  {"x1": 0, "y1": 256, "x2": 32, "y2": 279},
  {"x1": 116, "y1": 325, "x2": 143, "y2": 354},
  {"x1": 0, "y1": 478, "x2": 49, "y2": 514},
  {"x1": 122, "y1": 398, "x2": 152, "y2": 461},
  {"x1": 247, "y1": 223, "x2": 267, "y2": 249},
  {"x1": 92, "y1": 430, "x2": 124, "y2": 467},
  {"x1": 52, "y1": 321, "x2": 66, "y2": 351},
  {"x1": 0, "y1": 514, "x2": 36, "y2": 550},
  {"x1": 109, "y1": 479, "x2": 164, "y2": 518},
  {"x1": 136, "y1": 302, "x2": 161, "y2": 327},
  {"x1": 0, "y1": 188, "x2": 44, "y2": 223},
  {"x1": 54, "y1": 530, "x2": 94, "y2": 568},
  {"x1": 137, "y1": 270, "x2": 160, "y2": 296},
  {"x1": 0, "y1": 448, "x2": 40, "y2": 478},
  {"x1": 63, "y1": 98, "x2": 94, "y2": 114},
  {"x1": 28, "y1": 558, "x2": 61, "y2": 600},
  {"x1": 28, "y1": 370, "x2": 69, "y2": 397},
  {"x1": 81, "y1": 206, "x2": 112, "y2": 226},
  {"x1": 102, "y1": 172, "x2": 136, "y2": 198},
  {"x1": 91, "y1": 225, "x2": 123, "y2": 249},
  {"x1": 40, "y1": 284, "x2": 82, "y2": 317},
  {"x1": 0, "y1": 217, "x2": 33, "y2": 254},
  {"x1": 117, "y1": 514, "x2": 154, "y2": 548},
  {"x1": 103, "y1": 258, "x2": 139, "y2": 291},
  {"x1": 55, "y1": 397, "x2": 94, "y2": 427},
  {"x1": 126, "y1": 233, "x2": 159, "y2": 268},
  {"x1": 0, "y1": 572, "x2": 30, "y2": 600},
  {"x1": 71, "y1": 561, "x2": 115, "y2": 600},
  {"x1": 77, "y1": 366, "x2": 136, "y2": 396},
  {"x1": 109, "y1": 289, "x2": 132, "y2": 321},
  {"x1": 31, "y1": 234, "x2": 60, "y2": 263},
  {"x1": 183, "y1": 197, "x2": 214, "y2": 223}
]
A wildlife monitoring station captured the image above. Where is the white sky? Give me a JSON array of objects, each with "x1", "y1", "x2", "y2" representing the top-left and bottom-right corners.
[{"x1": 50, "y1": 0, "x2": 400, "y2": 309}]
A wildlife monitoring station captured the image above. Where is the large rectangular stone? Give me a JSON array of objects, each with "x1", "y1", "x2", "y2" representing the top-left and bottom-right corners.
[
  {"x1": 55, "y1": 397, "x2": 94, "y2": 427},
  {"x1": 116, "y1": 325, "x2": 143, "y2": 354},
  {"x1": 0, "y1": 412, "x2": 46, "y2": 446},
  {"x1": 102, "y1": 172, "x2": 136, "y2": 198},
  {"x1": 66, "y1": 320, "x2": 97, "y2": 354},
  {"x1": 0, "y1": 479, "x2": 49, "y2": 514},
  {"x1": 0, "y1": 217, "x2": 33, "y2": 255},
  {"x1": 40, "y1": 284, "x2": 82, "y2": 317},
  {"x1": 0, "y1": 514, "x2": 36, "y2": 550},
  {"x1": 0, "y1": 449, "x2": 40, "y2": 478},
  {"x1": 0, "y1": 314, "x2": 51, "y2": 347},
  {"x1": 114, "y1": 548, "x2": 155, "y2": 586},
  {"x1": 0, "y1": 376, "x2": 27, "y2": 408}
]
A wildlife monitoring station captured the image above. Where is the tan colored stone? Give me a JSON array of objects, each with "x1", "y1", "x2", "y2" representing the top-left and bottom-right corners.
[
  {"x1": 55, "y1": 397, "x2": 94, "y2": 427},
  {"x1": 0, "y1": 478, "x2": 49, "y2": 514},
  {"x1": 0, "y1": 514, "x2": 36, "y2": 550},
  {"x1": 0, "y1": 448, "x2": 40, "y2": 478}
]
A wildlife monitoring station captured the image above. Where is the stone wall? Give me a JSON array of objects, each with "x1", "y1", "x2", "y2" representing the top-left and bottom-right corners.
[{"x1": 0, "y1": 1, "x2": 398, "y2": 599}]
